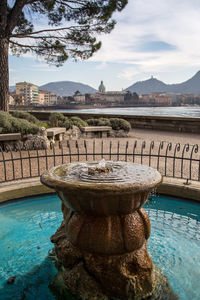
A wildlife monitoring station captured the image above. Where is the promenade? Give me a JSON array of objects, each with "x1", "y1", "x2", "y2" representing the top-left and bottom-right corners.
[{"x1": 128, "y1": 128, "x2": 200, "y2": 146}]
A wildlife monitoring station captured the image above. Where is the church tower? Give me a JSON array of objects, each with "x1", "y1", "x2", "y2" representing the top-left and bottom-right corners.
[{"x1": 98, "y1": 80, "x2": 106, "y2": 93}]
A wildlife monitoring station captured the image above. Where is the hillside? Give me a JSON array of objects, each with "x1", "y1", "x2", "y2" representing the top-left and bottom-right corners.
[
  {"x1": 125, "y1": 77, "x2": 168, "y2": 94},
  {"x1": 125, "y1": 71, "x2": 200, "y2": 94},
  {"x1": 39, "y1": 81, "x2": 97, "y2": 96}
]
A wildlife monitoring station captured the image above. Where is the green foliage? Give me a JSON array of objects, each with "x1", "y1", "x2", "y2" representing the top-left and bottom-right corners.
[
  {"x1": 87, "y1": 118, "x2": 111, "y2": 126},
  {"x1": 10, "y1": 118, "x2": 39, "y2": 135},
  {"x1": 86, "y1": 118, "x2": 99, "y2": 126},
  {"x1": 98, "y1": 118, "x2": 111, "y2": 126},
  {"x1": 1, "y1": 1, "x2": 127, "y2": 112},
  {"x1": 8, "y1": 1, "x2": 127, "y2": 66},
  {"x1": 70, "y1": 116, "x2": 88, "y2": 128},
  {"x1": 12, "y1": 111, "x2": 39, "y2": 124},
  {"x1": 0, "y1": 111, "x2": 12, "y2": 133},
  {"x1": 86, "y1": 117, "x2": 131, "y2": 131},
  {"x1": 49, "y1": 112, "x2": 66, "y2": 127},
  {"x1": 48, "y1": 113, "x2": 87, "y2": 129},
  {"x1": 39, "y1": 122, "x2": 50, "y2": 129},
  {"x1": 63, "y1": 118, "x2": 71, "y2": 130},
  {"x1": 110, "y1": 118, "x2": 131, "y2": 132},
  {"x1": 0, "y1": 111, "x2": 39, "y2": 134}
]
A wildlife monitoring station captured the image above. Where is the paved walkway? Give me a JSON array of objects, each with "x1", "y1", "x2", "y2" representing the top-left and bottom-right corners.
[{"x1": 128, "y1": 128, "x2": 200, "y2": 146}]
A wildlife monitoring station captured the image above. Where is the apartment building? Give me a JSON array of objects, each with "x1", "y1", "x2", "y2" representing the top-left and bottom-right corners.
[
  {"x1": 87, "y1": 91, "x2": 126, "y2": 104},
  {"x1": 16, "y1": 82, "x2": 39, "y2": 105},
  {"x1": 74, "y1": 93, "x2": 85, "y2": 103},
  {"x1": 39, "y1": 90, "x2": 57, "y2": 105}
]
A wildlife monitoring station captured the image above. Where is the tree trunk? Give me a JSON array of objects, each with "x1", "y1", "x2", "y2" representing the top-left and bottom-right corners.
[{"x1": 0, "y1": 38, "x2": 9, "y2": 111}]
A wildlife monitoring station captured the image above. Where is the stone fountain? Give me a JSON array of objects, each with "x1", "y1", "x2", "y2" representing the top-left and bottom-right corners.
[{"x1": 41, "y1": 160, "x2": 178, "y2": 300}]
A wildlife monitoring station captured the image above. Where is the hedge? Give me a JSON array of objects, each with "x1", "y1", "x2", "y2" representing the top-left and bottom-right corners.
[
  {"x1": 110, "y1": 118, "x2": 131, "y2": 132},
  {"x1": 87, "y1": 117, "x2": 131, "y2": 132},
  {"x1": 70, "y1": 116, "x2": 88, "y2": 128},
  {"x1": 49, "y1": 112, "x2": 66, "y2": 127},
  {"x1": 12, "y1": 111, "x2": 40, "y2": 125},
  {"x1": 0, "y1": 111, "x2": 39, "y2": 135}
]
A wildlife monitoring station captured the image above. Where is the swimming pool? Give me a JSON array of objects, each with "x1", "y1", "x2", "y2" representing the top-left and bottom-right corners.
[{"x1": 0, "y1": 194, "x2": 199, "y2": 300}]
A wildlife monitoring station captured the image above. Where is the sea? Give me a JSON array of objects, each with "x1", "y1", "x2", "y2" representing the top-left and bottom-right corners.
[{"x1": 56, "y1": 106, "x2": 200, "y2": 118}]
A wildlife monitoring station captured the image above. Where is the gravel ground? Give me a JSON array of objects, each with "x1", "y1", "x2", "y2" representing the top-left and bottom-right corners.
[
  {"x1": 0, "y1": 129, "x2": 199, "y2": 183},
  {"x1": 129, "y1": 128, "x2": 200, "y2": 146}
]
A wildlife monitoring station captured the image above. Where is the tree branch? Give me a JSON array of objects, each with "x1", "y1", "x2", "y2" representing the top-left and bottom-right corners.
[
  {"x1": 10, "y1": 39, "x2": 79, "y2": 51},
  {"x1": 11, "y1": 25, "x2": 86, "y2": 38},
  {"x1": 10, "y1": 40, "x2": 56, "y2": 50},
  {"x1": 55, "y1": 0, "x2": 85, "y2": 5}
]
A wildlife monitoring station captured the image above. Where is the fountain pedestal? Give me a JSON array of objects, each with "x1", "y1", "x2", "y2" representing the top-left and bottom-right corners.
[{"x1": 41, "y1": 161, "x2": 177, "y2": 300}]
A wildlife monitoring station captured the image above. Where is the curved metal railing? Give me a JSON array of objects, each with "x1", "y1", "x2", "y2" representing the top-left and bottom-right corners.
[{"x1": 0, "y1": 139, "x2": 199, "y2": 183}]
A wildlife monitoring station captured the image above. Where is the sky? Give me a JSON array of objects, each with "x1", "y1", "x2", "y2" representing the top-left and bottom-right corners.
[{"x1": 9, "y1": 0, "x2": 200, "y2": 91}]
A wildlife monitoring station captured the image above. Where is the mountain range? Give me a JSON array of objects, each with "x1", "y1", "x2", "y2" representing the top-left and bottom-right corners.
[
  {"x1": 39, "y1": 81, "x2": 97, "y2": 96},
  {"x1": 9, "y1": 71, "x2": 200, "y2": 95},
  {"x1": 9, "y1": 81, "x2": 97, "y2": 96},
  {"x1": 125, "y1": 71, "x2": 200, "y2": 94}
]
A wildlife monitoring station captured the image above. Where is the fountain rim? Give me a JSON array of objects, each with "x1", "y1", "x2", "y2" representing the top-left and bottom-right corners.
[{"x1": 40, "y1": 161, "x2": 162, "y2": 193}]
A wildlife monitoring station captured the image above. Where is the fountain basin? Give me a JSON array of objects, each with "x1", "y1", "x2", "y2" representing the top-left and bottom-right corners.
[
  {"x1": 41, "y1": 161, "x2": 162, "y2": 216},
  {"x1": 1, "y1": 194, "x2": 199, "y2": 300}
]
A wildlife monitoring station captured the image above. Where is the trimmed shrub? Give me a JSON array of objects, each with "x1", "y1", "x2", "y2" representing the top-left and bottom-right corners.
[
  {"x1": 39, "y1": 122, "x2": 49, "y2": 129},
  {"x1": 49, "y1": 112, "x2": 65, "y2": 127},
  {"x1": 87, "y1": 117, "x2": 131, "y2": 132},
  {"x1": 63, "y1": 118, "x2": 71, "y2": 130},
  {"x1": 12, "y1": 111, "x2": 39, "y2": 124},
  {"x1": 0, "y1": 111, "x2": 12, "y2": 133},
  {"x1": 11, "y1": 118, "x2": 39, "y2": 135},
  {"x1": 70, "y1": 116, "x2": 88, "y2": 128},
  {"x1": 87, "y1": 118, "x2": 111, "y2": 126},
  {"x1": 98, "y1": 118, "x2": 111, "y2": 126},
  {"x1": 86, "y1": 118, "x2": 99, "y2": 126},
  {"x1": 110, "y1": 118, "x2": 131, "y2": 132},
  {"x1": 0, "y1": 111, "x2": 39, "y2": 135}
]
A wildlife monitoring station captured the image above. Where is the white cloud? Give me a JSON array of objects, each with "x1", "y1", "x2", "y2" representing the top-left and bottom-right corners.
[
  {"x1": 9, "y1": 0, "x2": 200, "y2": 88},
  {"x1": 89, "y1": 0, "x2": 200, "y2": 81},
  {"x1": 95, "y1": 62, "x2": 107, "y2": 70}
]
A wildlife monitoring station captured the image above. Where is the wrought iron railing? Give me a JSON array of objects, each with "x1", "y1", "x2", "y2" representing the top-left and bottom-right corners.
[{"x1": 0, "y1": 139, "x2": 199, "y2": 183}]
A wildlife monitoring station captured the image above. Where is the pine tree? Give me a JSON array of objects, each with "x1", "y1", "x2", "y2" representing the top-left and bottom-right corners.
[{"x1": 0, "y1": 0, "x2": 128, "y2": 111}]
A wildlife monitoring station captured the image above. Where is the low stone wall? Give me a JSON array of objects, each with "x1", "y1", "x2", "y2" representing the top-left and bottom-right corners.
[
  {"x1": 25, "y1": 110, "x2": 200, "y2": 134},
  {"x1": 1, "y1": 177, "x2": 200, "y2": 203}
]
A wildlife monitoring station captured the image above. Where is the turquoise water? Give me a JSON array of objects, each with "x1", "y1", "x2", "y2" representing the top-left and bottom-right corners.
[{"x1": 0, "y1": 194, "x2": 199, "y2": 300}]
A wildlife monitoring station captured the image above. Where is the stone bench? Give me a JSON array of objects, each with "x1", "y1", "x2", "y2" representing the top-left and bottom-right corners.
[
  {"x1": 81, "y1": 126, "x2": 112, "y2": 138},
  {"x1": 0, "y1": 133, "x2": 22, "y2": 151},
  {"x1": 46, "y1": 127, "x2": 66, "y2": 143},
  {"x1": 0, "y1": 133, "x2": 21, "y2": 141}
]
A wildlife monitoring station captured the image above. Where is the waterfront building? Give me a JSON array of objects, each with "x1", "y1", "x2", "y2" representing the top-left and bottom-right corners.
[
  {"x1": 39, "y1": 90, "x2": 57, "y2": 105},
  {"x1": 50, "y1": 92, "x2": 57, "y2": 105},
  {"x1": 140, "y1": 93, "x2": 173, "y2": 106},
  {"x1": 102, "y1": 91, "x2": 126, "y2": 103},
  {"x1": 73, "y1": 92, "x2": 85, "y2": 103},
  {"x1": 16, "y1": 82, "x2": 39, "y2": 105},
  {"x1": 86, "y1": 91, "x2": 126, "y2": 104}
]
